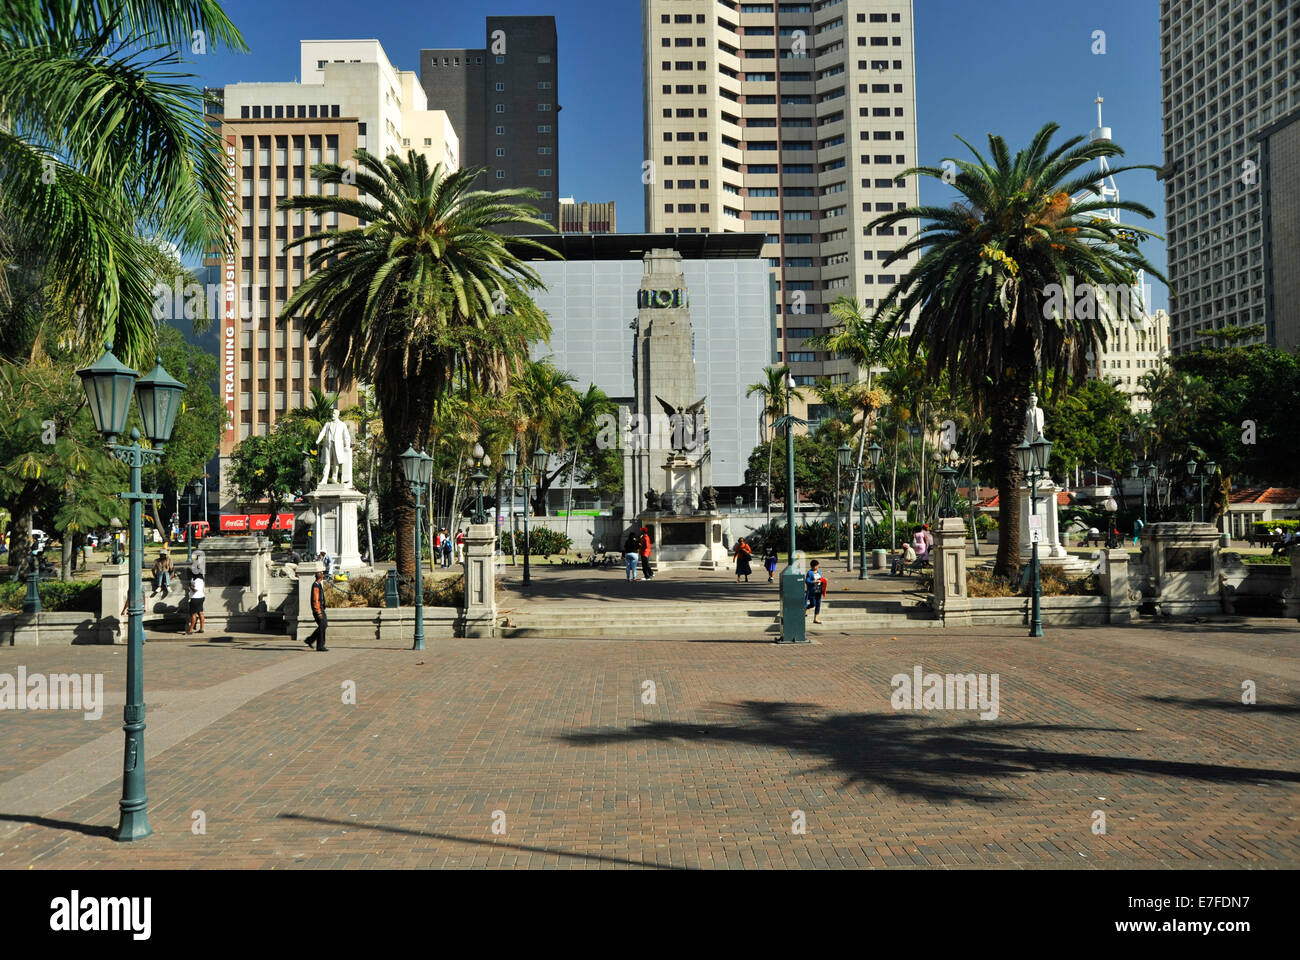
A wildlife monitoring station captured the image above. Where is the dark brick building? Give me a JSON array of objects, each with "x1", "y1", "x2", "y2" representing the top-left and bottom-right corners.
[{"x1": 421, "y1": 16, "x2": 559, "y2": 231}]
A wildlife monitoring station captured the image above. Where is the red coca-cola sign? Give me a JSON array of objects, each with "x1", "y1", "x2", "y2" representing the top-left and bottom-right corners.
[{"x1": 219, "y1": 514, "x2": 248, "y2": 531}]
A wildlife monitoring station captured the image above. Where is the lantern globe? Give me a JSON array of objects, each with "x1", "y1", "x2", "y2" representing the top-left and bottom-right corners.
[
  {"x1": 502, "y1": 446, "x2": 518, "y2": 476},
  {"x1": 837, "y1": 443, "x2": 851, "y2": 469},
  {"x1": 135, "y1": 357, "x2": 186, "y2": 446},
  {"x1": 418, "y1": 451, "x2": 434, "y2": 486},
  {"x1": 531, "y1": 447, "x2": 549, "y2": 475},
  {"x1": 1014, "y1": 440, "x2": 1033, "y2": 474},
  {"x1": 399, "y1": 445, "x2": 422, "y2": 484},
  {"x1": 76, "y1": 345, "x2": 139, "y2": 441},
  {"x1": 1031, "y1": 437, "x2": 1051, "y2": 471},
  {"x1": 867, "y1": 441, "x2": 883, "y2": 468}
]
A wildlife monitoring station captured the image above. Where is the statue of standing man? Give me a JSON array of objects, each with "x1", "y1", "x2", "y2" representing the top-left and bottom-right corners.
[
  {"x1": 1023, "y1": 393, "x2": 1046, "y2": 445},
  {"x1": 316, "y1": 409, "x2": 353, "y2": 486}
]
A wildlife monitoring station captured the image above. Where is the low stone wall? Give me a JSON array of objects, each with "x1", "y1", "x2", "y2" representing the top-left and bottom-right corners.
[
  {"x1": 962, "y1": 595, "x2": 1110, "y2": 627},
  {"x1": 290, "y1": 606, "x2": 459, "y2": 643},
  {"x1": 1, "y1": 612, "x2": 101, "y2": 645},
  {"x1": 1220, "y1": 557, "x2": 1298, "y2": 617}
]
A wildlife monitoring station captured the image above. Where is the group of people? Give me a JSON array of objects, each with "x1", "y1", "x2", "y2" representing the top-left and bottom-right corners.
[
  {"x1": 433, "y1": 528, "x2": 465, "y2": 568},
  {"x1": 732, "y1": 538, "x2": 827, "y2": 623},
  {"x1": 889, "y1": 524, "x2": 934, "y2": 575},
  {"x1": 731, "y1": 538, "x2": 779, "y2": 584},
  {"x1": 623, "y1": 526, "x2": 654, "y2": 581},
  {"x1": 135, "y1": 547, "x2": 206, "y2": 637}
]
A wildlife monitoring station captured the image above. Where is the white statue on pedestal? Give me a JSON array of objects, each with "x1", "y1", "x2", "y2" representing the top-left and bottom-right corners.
[
  {"x1": 316, "y1": 409, "x2": 353, "y2": 487},
  {"x1": 1023, "y1": 392, "x2": 1046, "y2": 446}
]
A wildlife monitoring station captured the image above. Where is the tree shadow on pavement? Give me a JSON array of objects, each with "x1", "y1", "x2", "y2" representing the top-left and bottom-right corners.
[
  {"x1": 1144, "y1": 694, "x2": 1300, "y2": 715},
  {"x1": 559, "y1": 700, "x2": 1300, "y2": 802},
  {"x1": 277, "y1": 813, "x2": 680, "y2": 869}
]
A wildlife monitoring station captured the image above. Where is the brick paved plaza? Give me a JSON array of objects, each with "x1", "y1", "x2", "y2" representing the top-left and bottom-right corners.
[{"x1": 1, "y1": 600, "x2": 1296, "y2": 870}]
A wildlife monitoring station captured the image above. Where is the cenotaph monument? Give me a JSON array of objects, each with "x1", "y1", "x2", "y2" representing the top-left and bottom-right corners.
[
  {"x1": 621, "y1": 249, "x2": 729, "y2": 569},
  {"x1": 306, "y1": 408, "x2": 367, "y2": 572}
]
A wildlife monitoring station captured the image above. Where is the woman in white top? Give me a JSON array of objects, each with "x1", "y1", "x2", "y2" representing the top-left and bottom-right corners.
[{"x1": 186, "y1": 574, "x2": 206, "y2": 635}]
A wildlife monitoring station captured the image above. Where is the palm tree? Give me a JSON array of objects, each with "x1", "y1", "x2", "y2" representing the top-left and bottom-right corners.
[
  {"x1": 508, "y1": 358, "x2": 578, "y2": 516},
  {"x1": 868, "y1": 123, "x2": 1165, "y2": 576},
  {"x1": 278, "y1": 151, "x2": 557, "y2": 576},
  {"x1": 0, "y1": 0, "x2": 245, "y2": 366},
  {"x1": 745, "y1": 365, "x2": 804, "y2": 525}
]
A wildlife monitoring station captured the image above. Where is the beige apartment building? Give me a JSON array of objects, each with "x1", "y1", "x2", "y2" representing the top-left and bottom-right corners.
[
  {"x1": 642, "y1": 0, "x2": 919, "y2": 389},
  {"x1": 211, "y1": 39, "x2": 459, "y2": 515},
  {"x1": 1087, "y1": 309, "x2": 1172, "y2": 414}
]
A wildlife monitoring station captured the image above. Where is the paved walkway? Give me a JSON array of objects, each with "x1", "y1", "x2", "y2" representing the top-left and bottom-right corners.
[{"x1": 1, "y1": 613, "x2": 1296, "y2": 868}]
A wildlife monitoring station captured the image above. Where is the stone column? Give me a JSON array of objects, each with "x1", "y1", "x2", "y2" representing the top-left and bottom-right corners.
[
  {"x1": 460, "y1": 522, "x2": 496, "y2": 637},
  {"x1": 933, "y1": 517, "x2": 970, "y2": 626},
  {"x1": 99, "y1": 564, "x2": 129, "y2": 644},
  {"x1": 1286, "y1": 550, "x2": 1300, "y2": 621},
  {"x1": 1102, "y1": 548, "x2": 1133, "y2": 624}
]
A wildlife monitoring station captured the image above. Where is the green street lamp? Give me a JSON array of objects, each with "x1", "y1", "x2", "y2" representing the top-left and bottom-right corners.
[
  {"x1": 836, "y1": 442, "x2": 851, "y2": 560},
  {"x1": 859, "y1": 440, "x2": 882, "y2": 580},
  {"x1": 1015, "y1": 434, "x2": 1052, "y2": 639},
  {"x1": 183, "y1": 479, "x2": 203, "y2": 564},
  {"x1": 779, "y1": 373, "x2": 806, "y2": 642},
  {"x1": 469, "y1": 442, "x2": 491, "y2": 525},
  {"x1": 937, "y1": 464, "x2": 958, "y2": 519},
  {"x1": 78, "y1": 346, "x2": 186, "y2": 842},
  {"x1": 399, "y1": 445, "x2": 433, "y2": 651},
  {"x1": 21, "y1": 540, "x2": 41, "y2": 614},
  {"x1": 503, "y1": 444, "x2": 547, "y2": 586}
]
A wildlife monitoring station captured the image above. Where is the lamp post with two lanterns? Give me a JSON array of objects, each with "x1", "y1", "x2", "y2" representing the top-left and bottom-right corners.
[
  {"x1": 77, "y1": 344, "x2": 187, "y2": 842},
  {"x1": 502, "y1": 444, "x2": 549, "y2": 587},
  {"x1": 1186, "y1": 458, "x2": 1218, "y2": 523},
  {"x1": 1015, "y1": 434, "x2": 1052, "y2": 639},
  {"x1": 398, "y1": 446, "x2": 434, "y2": 651},
  {"x1": 858, "y1": 441, "x2": 883, "y2": 580}
]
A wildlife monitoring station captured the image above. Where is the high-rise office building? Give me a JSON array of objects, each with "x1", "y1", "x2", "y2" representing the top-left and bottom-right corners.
[
  {"x1": 642, "y1": 0, "x2": 919, "y2": 386},
  {"x1": 421, "y1": 16, "x2": 560, "y2": 230},
  {"x1": 211, "y1": 40, "x2": 459, "y2": 515},
  {"x1": 1255, "y1": 106, "x2": 1300, "y2": 353},
  {"x1": 559, "y1": 198, "x2": 617, "y2": 233},
  {"x1": 1158, "y1": 0, "x2": 1298, "y2": 355}
]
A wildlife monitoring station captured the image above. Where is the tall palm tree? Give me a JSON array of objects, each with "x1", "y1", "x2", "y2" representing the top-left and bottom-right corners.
[
  {"x1": 869, "y1": 123, "x2": 1165, "y2": 576},
  {"x1": 745, "y1": 365, "x2": 803, "y2": 525},
  {"x1": 0, "y1": 0, "x2": 245, "y2": 365},
  {"x1": 278, "y1": 151, "x2": 557, "y2": 576}
]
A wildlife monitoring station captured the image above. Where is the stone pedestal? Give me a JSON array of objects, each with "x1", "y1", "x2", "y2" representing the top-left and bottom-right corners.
[
  {"x1": 1019, "y1": 479, "x2": 1068, "y2": 560},
  {"x1": 99, "y1": 565, "x2": 128, "y2": 644},
  {"x1": 640, "y1": 512, "x2": 729, "y2": 569},
  {"x1": 292, "y1": 561, "x2": 324, "y2": 643},
  {"x1": 1144, "y1": 522, "x2": 1222, "y2": 617},
  {"x1": 11, "y1": 613, "x2": 40, "y2": 645},
  {"x1": 307, "y1": 483, "x2": 366, "y2": 572},
  {"x1": 933, "y1": 517, "x2": 971, "y2": 626},
  {"x1": 1101, "y1": 548, "x2": 1134, "y2": 623},
  {"x1": 460, "y1": 522, "x2": 496, "y2": 637}
]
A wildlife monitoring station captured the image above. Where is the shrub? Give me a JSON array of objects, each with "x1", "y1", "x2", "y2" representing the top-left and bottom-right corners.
[
  {"x1": 0, "y1": 578, "x2": 101, "y2": 612},
  {"x1": 496, "y1": 527, "x2": 572, "y2": 556},
  {"x1": 962, "y1": 567, "x2": 1099, "y2": 597},
  {"x1": 1252, "y1": 520, "x2": 1299, "y2": 535},
  {"x1": 321, "y1": 572, "x2": 466, "y2": 608}
]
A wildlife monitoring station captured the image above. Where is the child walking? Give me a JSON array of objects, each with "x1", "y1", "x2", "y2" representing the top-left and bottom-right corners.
[{"x1": 804, "y1": 559, "x2": 826, "y2": 624}]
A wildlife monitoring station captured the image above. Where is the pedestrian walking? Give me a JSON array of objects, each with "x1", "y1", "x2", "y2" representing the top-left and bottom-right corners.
[
  {"x1": 185, "y1": 572, "x2": 206, "y2": 635},
  {"x1": 734, "y1": 537, "x2": 753, "y2": 582},
  {"x1": 638, "y1": 526, "x2": 655, "y2": 581},
  {"x1": 762, "y1": 545, "x2": 778, "y2": 582},
  {"x1": 151, "y1": 548, "x2": 173, "y2": 598},
  {"x1": 623, "y1": 529, "x2": 642, "y2": 582},
  {"x1": 455, "y1": 528, "x2": 466, "y2": 563},
  {"x1": 441, "y1": 528, "x2": 453, "y2": 567},
  {"x1": 1132, "y1": 517, "x2": 1144, "y2": 546},
  {"x1": 805, "y1": 559, "x2": 826, "y2": 624},
  {"x1": 304, "y1": 569, "x2": 329, "y2": 651}
]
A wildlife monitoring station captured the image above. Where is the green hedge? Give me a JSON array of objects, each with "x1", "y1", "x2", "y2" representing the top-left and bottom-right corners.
[
  {"x1": 496, "y1": 527, "x2": 573, "y2": 556},
  {"x1": 1251, "y1": 520, "x2": 1299, "y2": 534},
  {"x1": 0, "y1": 578, "x2": 101, "y2": 612}
]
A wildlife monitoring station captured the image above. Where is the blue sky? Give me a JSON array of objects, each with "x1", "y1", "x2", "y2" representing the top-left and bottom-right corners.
[{"x1": 194, "y1": 0, "x2": 1168, "y2": 309}]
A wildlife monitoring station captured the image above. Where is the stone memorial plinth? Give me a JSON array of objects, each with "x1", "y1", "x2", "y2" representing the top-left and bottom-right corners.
[
  {"x1": 306, "y1": 483, "x2": 366, "y2": 573},
  {"x1": 639, "y1": 512, "x2": 729, "y2": 570},
  {"x1": 460, "y1": 522, "x2": 497, "y2": 637},
  {"x1": 1142, "y1": 521, "x2": 1223, "y2": 617}
]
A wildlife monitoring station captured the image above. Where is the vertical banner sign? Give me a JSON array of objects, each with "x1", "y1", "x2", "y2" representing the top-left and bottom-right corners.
[{"x1": 223, "y1": 135, "x2": 239, "y2": 441}]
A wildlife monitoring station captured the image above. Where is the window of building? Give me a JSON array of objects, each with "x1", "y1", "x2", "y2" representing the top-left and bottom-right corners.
[
  {"x1": 538, "y1": 168, "x2": 552, "y2": 176},
  {"x1": 495, "y1": 170, "x2": 505, "y2": 179},
  {"x1": 495, "y1": 104, "x2": 505, "y2": 113},
  {"x1": 496, "y1": 147, "x2": 505, "y2": 157},
  {"x1": 495, "y1": 82, "x2": 505, "y2": 91}
]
